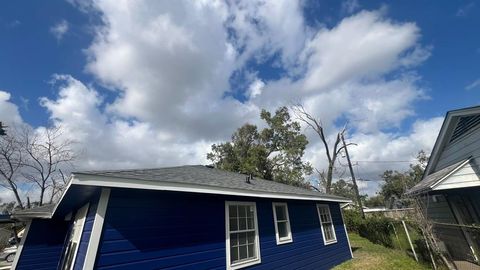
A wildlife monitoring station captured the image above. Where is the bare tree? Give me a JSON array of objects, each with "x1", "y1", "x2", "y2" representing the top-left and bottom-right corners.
[
  {"x1": 0, "y1": 128, "x2": 24, "y2": 209},
  {"x1": 21, "y1": 126, "x2": 75, "y2": 206},
  {"x1": 49, "y1": 169, "x2": 68, "y2": 204},
  {"x1": 291, "y1": 104, "x2": 353, "y2": 193}
]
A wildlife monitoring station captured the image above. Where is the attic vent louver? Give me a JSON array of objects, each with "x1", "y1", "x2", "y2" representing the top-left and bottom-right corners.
[{"x1": 450, "y1": 114, "x2": 480, "y2": 143}]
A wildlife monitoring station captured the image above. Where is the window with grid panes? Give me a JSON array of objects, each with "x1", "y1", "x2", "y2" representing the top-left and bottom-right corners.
[
  {"x1": 316, "y1": 204, "x2": 337, "y2": 244},
  {"x1": 272, "y1": 203, "x2": 292, "y2": 244},
  {"x1": 226, "y1": 202, "x2": 260, "y2": 269}
]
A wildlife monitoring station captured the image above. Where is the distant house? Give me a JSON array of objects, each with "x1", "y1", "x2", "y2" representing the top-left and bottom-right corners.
[
  {"x1": 340, "y1": 202, "x2": 367, "y2": 211},
  {"x1": 11, "y1": 165, "x2": 352, "y2": 270},
  {"x1": 407, "y1": 106, "x2": 480, "y2": 270}
]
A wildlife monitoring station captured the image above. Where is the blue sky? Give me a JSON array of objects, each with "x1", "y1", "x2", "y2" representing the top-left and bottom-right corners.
[{"x1": 0, "y1": 0, "x2": 479, "y2": 199}]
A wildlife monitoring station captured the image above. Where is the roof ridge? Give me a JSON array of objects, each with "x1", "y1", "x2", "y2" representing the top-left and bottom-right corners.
[
  {"x1": 73, "y1": 165, "x2": 347, "y2": 201},
  {"x1": 74, "y1": 164, "x2": 203, "y2": 174}
]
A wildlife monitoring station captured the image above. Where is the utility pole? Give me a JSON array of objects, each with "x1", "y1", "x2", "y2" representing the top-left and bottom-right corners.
[{"x1": 341, "y1": 133, "x2": 365, "y2": 218}]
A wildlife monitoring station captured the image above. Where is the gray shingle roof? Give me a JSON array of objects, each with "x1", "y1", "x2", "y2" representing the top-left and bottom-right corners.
[
  {"x1": 75, "y1": 165, "x2": 349, "y2": 202},
  {"x1": 406, "y1": 159, "x2": 468, "y2": 195}
]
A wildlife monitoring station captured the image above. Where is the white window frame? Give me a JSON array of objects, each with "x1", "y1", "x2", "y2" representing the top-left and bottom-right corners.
[
  {"x1": 272, "y1": 202, "x2": 292, "y2": 245},
  {"x1": 316, "y1": 204, "x2": 337, "y2": 245},
  {"x1": 225, "y1": 201, "x2": 261, "y2": 270}
]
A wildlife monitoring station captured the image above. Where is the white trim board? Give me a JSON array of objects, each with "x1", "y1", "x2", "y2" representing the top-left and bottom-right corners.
[
  {"x1": 11, "y1": 220, "x2": 32, "y2": 270},
  {"x1": 339, "y1": 208, "x2": 353, "y2": 259},
  {"x1": 72, "y1": 175, "x2": 351, "y2": 203},
  {"x1": 51, "y1": 177, "x2": 74, "y2": 219},
  {"x1": 83, "y1": 188, "x2": 110, "y2": 270}
]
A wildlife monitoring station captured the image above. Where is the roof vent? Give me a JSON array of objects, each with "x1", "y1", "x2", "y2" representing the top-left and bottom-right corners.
[{"x1": 245, "y1": 174, "x2": 253, "y2": 184}]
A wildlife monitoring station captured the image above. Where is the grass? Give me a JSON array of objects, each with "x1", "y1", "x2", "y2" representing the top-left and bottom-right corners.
[{"x1": 333, "y1": 233, "x2": 432, "y2": 270}]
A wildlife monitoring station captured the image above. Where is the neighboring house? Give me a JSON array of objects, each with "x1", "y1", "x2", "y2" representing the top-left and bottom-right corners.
[
  {"x1": 407, "y1": 106, "x2": 480, "y2": 270},
  {"x1": 11, "y1": 165, "x2": 353, "y2": 270},
  {"x1": 340, "y1": 202, "x2": 366, "y2": 211}
]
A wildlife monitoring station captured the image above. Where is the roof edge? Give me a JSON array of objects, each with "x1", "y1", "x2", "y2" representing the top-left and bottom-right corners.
[
  {"x1": 425, "y1": 106, "x2": 480, "y2": 177},
  {"x1": 407, "y1": 158, "x2": 471, "y2": 196},
  {"x1": 72, "y1": 173, "x2": 352, "y2": 203}
]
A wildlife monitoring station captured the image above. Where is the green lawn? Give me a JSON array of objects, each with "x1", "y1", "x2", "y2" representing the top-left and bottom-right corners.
[{"x1": 333, "y1": 233, "x2": 432, "y2": 270}]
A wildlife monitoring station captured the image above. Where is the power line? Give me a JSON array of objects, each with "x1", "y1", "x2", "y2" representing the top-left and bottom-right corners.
[{"x1": 354, "y1": 160, "x2": 413, "y2": 163}]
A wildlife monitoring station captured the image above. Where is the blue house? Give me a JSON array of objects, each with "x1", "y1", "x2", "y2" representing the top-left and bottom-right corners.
[{"x1": 11, "y1": 165, "x2": 352, "y2": 270}]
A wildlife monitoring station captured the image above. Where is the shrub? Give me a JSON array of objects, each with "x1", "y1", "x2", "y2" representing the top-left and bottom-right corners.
[
  {"x1": 358, "y1": 216, "x2": 395, "y2": 248},
  {"x1": 343, "y1": 209, "x2": 363, "y2": 233},
  {"x1": 343, "y1": 210, "x2": 394, "y2": 248}
]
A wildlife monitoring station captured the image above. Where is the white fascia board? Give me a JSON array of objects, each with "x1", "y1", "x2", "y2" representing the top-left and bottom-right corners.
[
  {"x1": 71, "y1": 174, "x2": 351, "y2": 203},
  {"x1": 424, "y1": 115, "x2": 455, "y2": 176},
  {"x1": 49, "y1": 177, "x2": 74, "y2": 218},
  {"x1": 11, "y1": 178, "x2": 74, "y2": 221}
]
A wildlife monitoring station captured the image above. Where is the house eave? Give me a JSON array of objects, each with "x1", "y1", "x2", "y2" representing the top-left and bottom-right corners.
[
  {"x1": 408, "y1": 158, "x2": 473, "y2": 196},
  {"x1": 71, "y1": 173, "x2": 352, "y2": 203}
]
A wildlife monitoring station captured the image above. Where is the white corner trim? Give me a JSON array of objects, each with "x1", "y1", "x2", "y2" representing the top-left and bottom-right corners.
[
  {"x1": 429, "y1": 158, "x2": 471, "y2": 190},
  {"x1": 83, "y1": 188, "x2": 111, "y2": 270},
  {"x1": 11, "y1": 220, "x2": 32, "y2": 270},
  {"x1": 72, "y1": 174, "x2": 350, "y2": 203},
  {"x1": 272, "y1": 202, "x2": 293, "y2": 245},
  {"x1": 339, "y1": 208, "x2": 353, "y2": 259}
]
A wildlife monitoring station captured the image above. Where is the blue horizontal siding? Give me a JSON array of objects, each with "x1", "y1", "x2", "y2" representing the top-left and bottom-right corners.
[
  {"x1": 16, "y1": 219, "x2": 69, "y2": 270},
  {"x1": 95, "y1": 189, "x2": 351, "y2": 270},
  {"x1": 17, "y1": 193, "x2": 101, "y2": 270}
]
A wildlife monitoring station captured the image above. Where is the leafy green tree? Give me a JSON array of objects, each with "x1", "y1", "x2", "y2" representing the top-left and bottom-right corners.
[
  {"x1": 379, "y1": 151, "x2": 428, "y2": 208},
  {"x1": 363, "y1": 195, "x2": 385, "y2": 208},
  {"x1": 207, "y1": 107, "x2": 313, "y2": 187},
  {"x1": 331, "y1": 179, "x2": 356, "y2": 200}
]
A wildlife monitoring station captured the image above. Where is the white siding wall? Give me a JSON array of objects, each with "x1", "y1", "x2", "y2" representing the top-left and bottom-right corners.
[{"x1": 434, "y1": 162, "x2": 480, "y2": 190}]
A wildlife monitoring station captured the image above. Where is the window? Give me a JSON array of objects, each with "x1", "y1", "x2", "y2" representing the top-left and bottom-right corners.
[
  {"x1": 272, "y1": 203, "x2": 292, "y2": 244},
  {"x1": 60, "y1": 203, "x2": 89, "y2": 270},
  {"x1": 225, "y1": 201, "x2": 261, "y2": 269},
  {"x1": 317, "y1": 204, "x2": 337, "y2": 245}
]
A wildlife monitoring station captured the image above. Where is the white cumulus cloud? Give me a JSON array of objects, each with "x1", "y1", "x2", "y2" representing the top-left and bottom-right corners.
[
  {"x1": 50, "y1": 19, "x2": 69, "y2": 41},
  {"x1": 0, "y1": 1, "x2": 444, "y2": 201}
]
